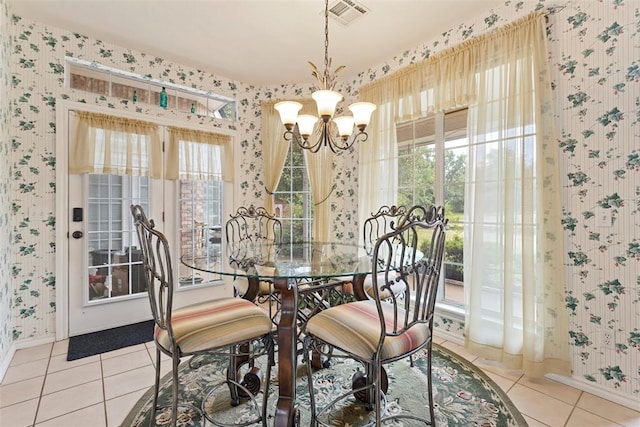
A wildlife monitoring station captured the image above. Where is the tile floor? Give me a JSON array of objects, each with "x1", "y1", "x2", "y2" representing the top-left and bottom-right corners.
[{"x1": 1, "y1": 337, "x2": 639, "y2": 426}]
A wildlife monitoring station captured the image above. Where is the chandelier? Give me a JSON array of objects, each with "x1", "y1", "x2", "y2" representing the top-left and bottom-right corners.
[{"x1": 274, "y1": 0, "x2": 376, "y2": 154}]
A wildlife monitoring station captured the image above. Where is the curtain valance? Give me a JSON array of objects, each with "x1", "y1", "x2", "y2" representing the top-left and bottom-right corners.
[
  {"x1": 358, "y1": 11, "x2": 544, "y2": 122},
  {"x1": 166, "y1": 126, "x2": 233, "y2": 182},
  {"x1": 69, "y1": 111, "x2": 162, "y2": 178},
  {"x1": 69, "y1": 111, "x2": 233, "y2": 182}
]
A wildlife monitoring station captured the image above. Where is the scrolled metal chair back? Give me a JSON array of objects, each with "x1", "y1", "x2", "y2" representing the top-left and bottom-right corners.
[
  {"x1": 363, "y1": 205, "x2": 408, "y2": 256},
  {"x1": 130, "y1": 204, "x2": 175, "y2": 341},
  {"x1": 370, "y1": 204, "x2": 447, "y2": 350},
  {"x1": 225, "y1": 206, "x2": 282, "y2": 269}
]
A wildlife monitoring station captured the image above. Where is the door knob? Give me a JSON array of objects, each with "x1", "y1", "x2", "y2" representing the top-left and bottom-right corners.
[{"x1": 72, "y1": 231, "x2": 83, "y2": 239}]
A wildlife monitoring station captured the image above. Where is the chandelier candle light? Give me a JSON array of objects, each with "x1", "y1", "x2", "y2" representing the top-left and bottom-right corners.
[{"x1": 274, "y1": 0, "x2": 376, "y2": 154}]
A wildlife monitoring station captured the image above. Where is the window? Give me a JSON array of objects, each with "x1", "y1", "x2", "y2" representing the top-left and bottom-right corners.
[
  {"x1": 274, "y1": 142, "x2": 314, "y2": 247},
  {"x1": 396, "y1": 108, "x2": 468, "y2": 307},
  {"x1": 66, "y1": 57, "x2": 237, "y2": 120}
]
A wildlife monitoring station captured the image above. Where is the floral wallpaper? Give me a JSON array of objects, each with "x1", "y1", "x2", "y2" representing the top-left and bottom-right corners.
[
  {"x1": 1, "y1": 0, "x2": 638, "y2": 408},
  {"x1": 0, "y1": 0, "x2": 13, "y2": 367}
]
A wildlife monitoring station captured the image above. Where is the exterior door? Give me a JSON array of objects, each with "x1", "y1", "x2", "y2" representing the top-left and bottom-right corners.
[
  {"x1": 64, "y1": 110, "x2": 231, "y2": 337},
  {"x1": 67, "y1": 173, "x2": 162, "y2": 335}
]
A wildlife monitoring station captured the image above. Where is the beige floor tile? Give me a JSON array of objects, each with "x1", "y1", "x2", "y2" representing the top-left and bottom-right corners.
[
  {"x1": 432, "y1": 336, "x2": 446, "y2": 345},
  {"x1": 103, "y1": 365, "x2": 155, "y2": 400},
  {"x1": 10, "y1": 344, "x2": 52, "y2": 366},
  {"x1": 50, "y1": 340, "x2": 68, "y2": 357},
  {"x1": 101, "y1": 349, "x2": 153, "y2": 378},
  {"x1": 439, "y1": 340, "x2": 478, "y2": 362},
  {"x1": 145, "y1": 346, "x2": 173, "y2": 369},
  {"x1": 47, "y1": 352, "x2": 100, "y2": 374},
  {"x1": 0, "y1": 397, "x2": 39, "y2": 427},
  {"x1": 566, "y1": 407, "x2": 625, "y2": 427},
  {"x1": 105, "y1": 388, "x2": 148, "y2": 427},
  {"x1": 507, "y1": 383, "x2": 573, "y2": 426},
  {"x1": 42, "y1": 361, "x2": 102, "y2": 395},
  {"x1": 518, "y1": 374, "x2": 582, "y2": 406},
  {"x1": 2, "y1": 359, "x2": 49, "y2": 385},
  {"x1": 522, "y1": 414, "x2": 550, "y2": 426},
  {"x1": 101, "y1": 343, "x2": 148, "y2": 360},
  {"x1": 35, "y1": 380, "x2": 104, "y2": 423},
  {"x1": 482, "y1": 369, "x2": 516, "y2": 394},
  {"x1": 473, "y1": 357, "x2": 524, "y2": 382},
  {"x1": 0, "y1": 376, "x2": 45, "y2": 408},
  {"x1": 35, "y1": 402, "x2": 106, "y2": 427},
  {"x1": 577, "y1": 393, "x2": 640, "y2": 427}
]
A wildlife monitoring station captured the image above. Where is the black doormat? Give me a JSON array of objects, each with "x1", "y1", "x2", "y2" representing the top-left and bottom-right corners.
[{"x1": 67, "y1": 320, "x2": 155, "y2": 361}]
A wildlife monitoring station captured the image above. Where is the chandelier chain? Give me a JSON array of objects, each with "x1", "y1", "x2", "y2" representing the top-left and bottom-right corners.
[{"x1": 323, "y1": 0, "x2": 330, "y2": 88}]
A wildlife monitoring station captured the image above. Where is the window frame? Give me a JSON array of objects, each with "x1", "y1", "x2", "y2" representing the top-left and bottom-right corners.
[
  {"x1": 273, "y1": 141, "x2": 314, "y2": 248},
  {"x1": 395, "y1": 108, "x2": 469, "y2": 319}
]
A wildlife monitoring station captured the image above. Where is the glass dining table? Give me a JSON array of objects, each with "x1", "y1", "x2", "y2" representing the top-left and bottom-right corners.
[{"x1": 181, "y1": 240, "x2": 373, "y2": 427}]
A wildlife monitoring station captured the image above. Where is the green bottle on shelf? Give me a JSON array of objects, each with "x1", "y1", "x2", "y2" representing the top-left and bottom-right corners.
[
  {"x1": 132, "y1": 90, "x2": 137, "y2": 104},
  {"x1": 191, "y1": 103, "x2": 196, "y2": 114},
  {"x1": 160, "y1": 87, "x2": 168, "y2": 109}
]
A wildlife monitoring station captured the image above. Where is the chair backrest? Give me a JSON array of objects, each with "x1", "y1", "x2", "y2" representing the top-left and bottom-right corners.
[
  {"x1": 363, "y1": 205, "x2": 408, "y2": 256},
  {"x1": 130, "y1": 204, "x2": 174, "y2": 336},
  {"x1": 225, "y1": 206, "x2": 282, "y2": 269},
  {"x1": 370, "y1": 205, "x2": 447, "y2": 351}
]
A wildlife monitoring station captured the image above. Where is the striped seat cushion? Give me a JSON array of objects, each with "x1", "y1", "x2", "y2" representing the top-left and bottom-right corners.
[
  {"x1": 155, "y1": 298, "x2": 272, "y2": 354},
  {"x1": 306, "y1": 300, "x2": 430, "y2": 361},
  {"x1": 233, "y1": 276, "x2": 275, "y2": 296},
  {"x1": 363, "y1": 272, "x2": 406, "y2": 300}
]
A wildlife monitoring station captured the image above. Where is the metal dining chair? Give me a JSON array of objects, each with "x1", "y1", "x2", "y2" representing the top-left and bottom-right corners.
[
  {"x1": 225, "y1": 206, "x2": 283, "y2": 323},
  {"x1": 358, "y1": 205, "x2": 410, "y2": 301},
  {"x1": 130, "y1": 205, "x2": 275, "y2": 427},
  {"x1": 303, "y1": 204, "x2": 447, "y2": 426}
]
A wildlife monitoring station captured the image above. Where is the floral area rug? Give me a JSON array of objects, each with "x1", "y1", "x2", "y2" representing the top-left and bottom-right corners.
[{"x1": 121, "y1": 343, "x2": 527, "y2": 426}]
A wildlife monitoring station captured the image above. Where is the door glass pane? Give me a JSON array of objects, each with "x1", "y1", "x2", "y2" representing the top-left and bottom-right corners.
[
  {"x1": 87, "y1": 174, "x2": 149, "y2": 301},
  {"x1": 177, "y1": 179, "x2": 224, "y2": 286}
]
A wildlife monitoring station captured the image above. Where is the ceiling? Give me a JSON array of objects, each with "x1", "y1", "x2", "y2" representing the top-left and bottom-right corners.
[{"x1": 8, "y1": 0, "x2": 506, "y2": 86}]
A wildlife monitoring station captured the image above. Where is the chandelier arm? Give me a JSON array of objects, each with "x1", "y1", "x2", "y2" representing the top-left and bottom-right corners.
[
  {"x1": 283, "y1": 129, "x2": 295, "y2": 142},
  {"x1": 290, "y1": 127, "x2": 324, "y2": 153}
]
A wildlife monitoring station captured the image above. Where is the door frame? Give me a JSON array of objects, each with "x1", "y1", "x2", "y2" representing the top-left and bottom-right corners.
[{"x1": 55, "y1": 100, "x2": 238, "y2": 340}]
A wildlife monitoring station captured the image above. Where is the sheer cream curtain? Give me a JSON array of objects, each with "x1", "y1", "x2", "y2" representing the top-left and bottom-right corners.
[
  {"x1": 358, "y1": 11, "x2": 569, "y2": 376},
  {"x1": 354, "y1": 98, "x2": 398, "y2": 232},
  {"x1": 463, "y1": 13, "x2": 569, "y2": 376},
  {"x1": 261, "y1": 101, "x2": 292, "y2": 215},
  {"x1": 303, "y1": 146, "x2": 332, "y2": 242},
  {"x1": 70, "y1": 111, "x2": 162, "y2": 177},
  {"x1": 166, "y1": 127, "x2": 233, "y2": 182}
]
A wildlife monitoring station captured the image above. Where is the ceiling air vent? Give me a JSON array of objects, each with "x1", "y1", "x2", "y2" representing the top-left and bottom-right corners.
[{"x1": 327, "y1": 0, "x2": 369, "y2": 26}]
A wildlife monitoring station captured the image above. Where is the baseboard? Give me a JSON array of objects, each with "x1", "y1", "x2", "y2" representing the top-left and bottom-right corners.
[
  {"x1": 546, "y1": 373, "x2": 640, "y2": 412},
  {"x1": 0, "y1": 334, "x2": 57, "y2": 383}
]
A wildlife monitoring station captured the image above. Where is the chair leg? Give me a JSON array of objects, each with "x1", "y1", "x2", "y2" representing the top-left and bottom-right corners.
[
  {"x1": 374, "y1": 361, "x2": 382, "y2": 426},
  {"x1": 427, "y1": 347, "x2": 436, "y2": 426},
  {"x1": 171, "y1": 353, "x2": 180, "y2": 427},
  {"x1": 151, "y1": 349, "x2": 161, "y2": 426},
  {"x1": 227, "y1": 345, "x2": 241, "y2": 406},
  {"x1": 260, "y1": 335, "x2": 275, "y2": 427},
  {"x1": 303, "y1": 335, "x2": 318, "y2": 424}
]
